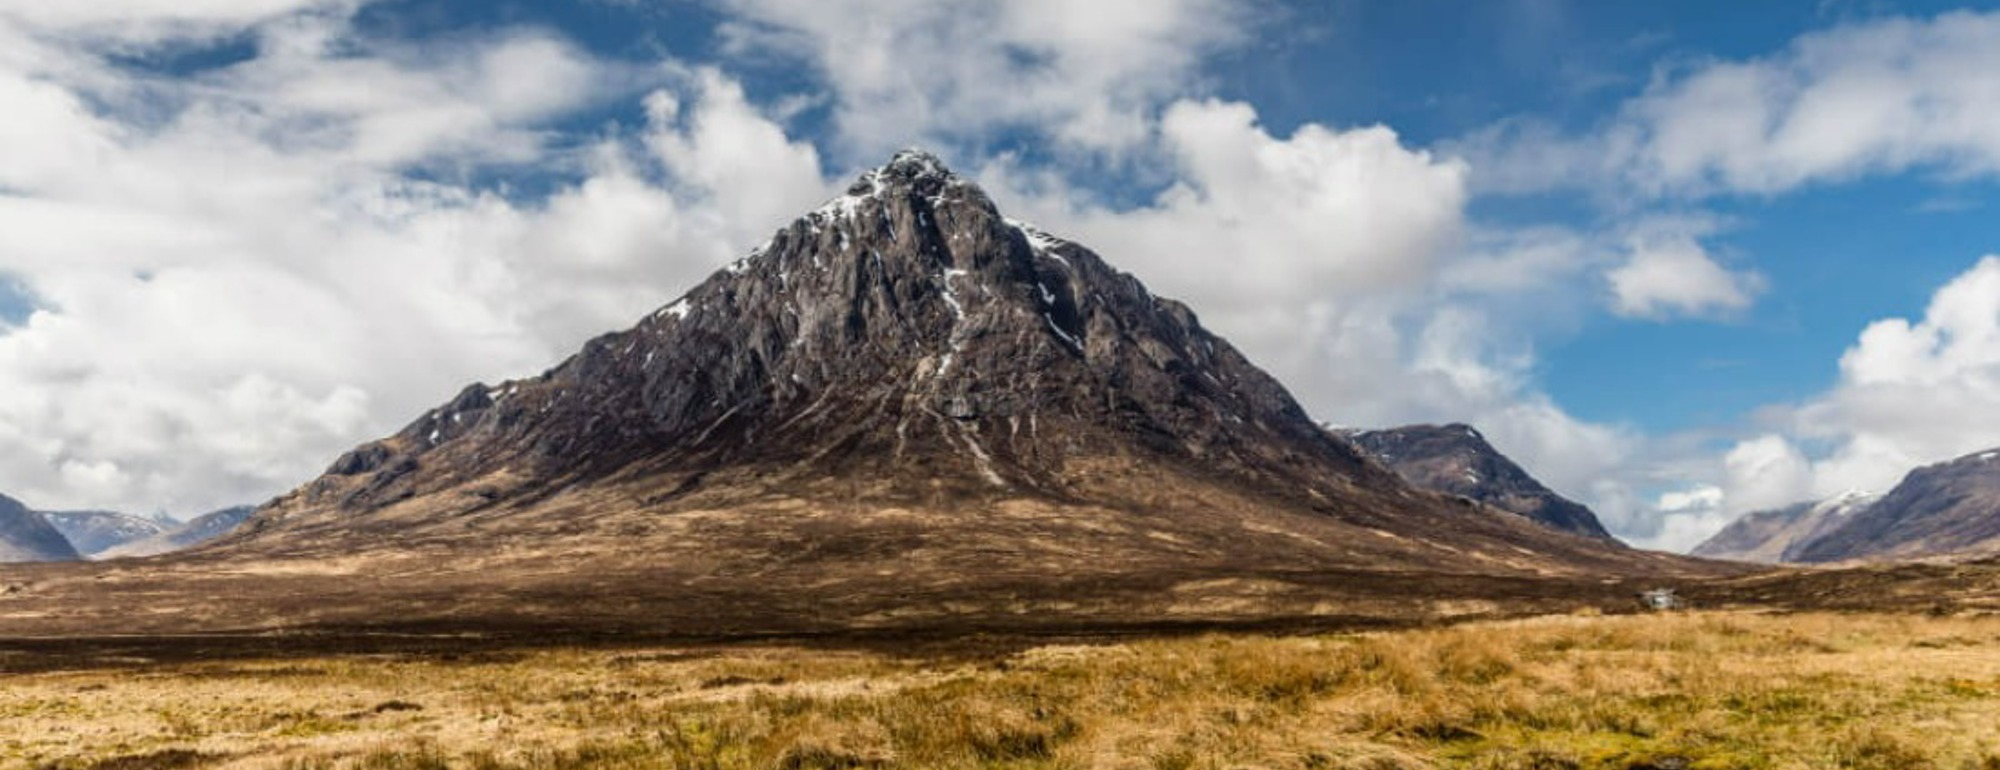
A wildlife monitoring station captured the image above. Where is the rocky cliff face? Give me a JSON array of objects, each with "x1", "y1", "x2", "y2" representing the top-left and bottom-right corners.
[
  {"x1": 1691, "y1": 491, "x2": 1878, "y2": 563},
  {"x1": 1343, "y1": 424, "x2": 1617, "y2": 542},
  {"x1": 0, "y1": 494, "x2": 79, "y2": 563},
  {"x1": 1791, "y1": 450, "x2": 2000, "y2": 563}
]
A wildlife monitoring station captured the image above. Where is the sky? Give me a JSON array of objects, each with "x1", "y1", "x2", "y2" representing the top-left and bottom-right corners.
[{"x1": 1, "y1": 0, "x2": 1998, "y2": 550}]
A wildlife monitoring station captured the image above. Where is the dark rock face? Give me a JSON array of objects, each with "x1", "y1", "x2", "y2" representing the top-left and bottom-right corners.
[
  {"x1": 100, "y1": 506, "x2": 254, "y2": 559},
  {"x1": 0, "y1": 494, "x2": 79, "y2": 562},
  {"x1": 1691, "y1": 491, "x2": 1877, "y2": 563},
  {"x1": 1343, "y1": 424, "x2": 1617, "y2": 542},
  {"x1": 42, "y1": 511, "x2": 169, "y2": 557},
  {"x1": 1791, "y1": 450, "x2": 2000, "y2": 563}
]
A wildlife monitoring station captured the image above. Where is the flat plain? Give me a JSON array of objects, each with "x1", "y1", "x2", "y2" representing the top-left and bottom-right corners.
[{"x1": 9, "y1": 611, "x2": 2000, "y2": 770}]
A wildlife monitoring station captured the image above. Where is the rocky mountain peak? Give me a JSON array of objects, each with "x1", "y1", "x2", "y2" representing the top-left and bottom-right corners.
[
  {"x1": 257, "y1": 149, "x2": 1392, "y2": 531},
  {"x1": 860, "y1": 148, "x2": 962, "y2": 193}
]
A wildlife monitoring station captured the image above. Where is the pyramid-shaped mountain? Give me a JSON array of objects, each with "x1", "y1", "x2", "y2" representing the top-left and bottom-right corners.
[
  {"x1": 256, "y1": 150, "x2": 1395, "y2": 528},
  {"x1": 151, "y1": 151, "x2": 1700, "y2": 636}
]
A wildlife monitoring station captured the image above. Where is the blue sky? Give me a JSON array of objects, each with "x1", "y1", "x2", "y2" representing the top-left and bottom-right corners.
[{"x1": 1, "y1": 0, "x2": 1998, "y2": 549}]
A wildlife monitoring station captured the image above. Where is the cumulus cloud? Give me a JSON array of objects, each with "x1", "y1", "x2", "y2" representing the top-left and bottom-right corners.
[
  {"x1": 1794, "y1": 255, "x2": 2000, "y2": 491},
  {"x1": 713, "y1": 0, "x2": 1254, "y2": 159},
  {"x1": 0, "y1": 0, "x2": 355, "y2": 46},
  {"x1": 1721, "y1": 435, "x2": 1814, "y2": 514},
  {"x1": 1605, "y1": 222, "x2": 1764, "y2": 320},
  {"x1": 1470, "y1": 9, "x2": 2000, "y2": 198},
  {"x1": 0, "y1": 8, "x2": 832, "y2": 515},
  {"x1": 1643, "y1": 484, "x2": 1734, "y2": 552},
  {"x1": 994, "y1": 99, "x2": 1467, "y2": 340}
]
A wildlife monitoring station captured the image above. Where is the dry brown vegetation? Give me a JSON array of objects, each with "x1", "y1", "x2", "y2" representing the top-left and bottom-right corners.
[{"x1": 8, "y1": 612, "x2": 2000, "y2": 770}]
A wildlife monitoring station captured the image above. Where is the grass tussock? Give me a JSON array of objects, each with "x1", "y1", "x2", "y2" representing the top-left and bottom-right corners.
[{"x1": 7, "y1": 612, "x2": 2000, "y2": 770}]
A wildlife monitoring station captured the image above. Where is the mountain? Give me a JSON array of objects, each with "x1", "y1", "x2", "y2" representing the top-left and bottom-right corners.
[
  {"x1": 0, "y1": 494, "x2": 79, "y2": 562},
  {"x1": 1342, "y1": 424, "x2": 1617, "y2": 541},
  {"x1": 1690, "y1": 491, "x2": 1879, "y2": 563},
  {"x1": 1791, "y1": 449, "x2": 2000, "y2": 563},
  {"x1": 231, "y1": 150, "x2": 1637, "y2": 568},
  {"x1": 41, "y1": 510, "x2": 171, "y2": 556},
  {"x1": 99, "y1": 506, "x2": 254, "y2": 559},
  {"x1": 0, "y1": 151, "x2": 1706, "y2": 638}
]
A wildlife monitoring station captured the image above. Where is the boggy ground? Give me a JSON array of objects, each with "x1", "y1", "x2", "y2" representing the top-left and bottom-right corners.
[{"x1": 9, "y1": 611, "x2": 2000, "y2": 770}]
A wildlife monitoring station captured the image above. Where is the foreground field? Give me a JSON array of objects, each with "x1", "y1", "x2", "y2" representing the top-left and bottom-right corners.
[{"x1": 7, "y1": 612, "x2": 2000, "y2": 770}]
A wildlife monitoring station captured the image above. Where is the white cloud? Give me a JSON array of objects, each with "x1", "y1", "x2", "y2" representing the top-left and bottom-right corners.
[
  {"x1": 1658, "y1": 484, "x2": 1723, "y2": 513},
  {"x1": 1720, "y1": 434, "x2": 1814, "y2": 514},
  {"x1": 1790, "y1": 255, "x2": 2000, "y2": 493},
  {"x1": 1641, "y1": 484, "x2": 1735, "y2": 552},
  {"x1": 992, "y1": 98, "x2": 1468, "y2": 376},
  {"x1": 0, "y1": 0, "x2": 356, "y2": 46},
  {"x1": 713, "y1": 0, "x2": 1253, "y2": 159},
  {"x1": 1605, "y1": 223, "x2": 1764, "y2": 320},
  {"x1": 0, "y1": 9, "x2": 832, "y2": 515},
  {"x1": 1470, "y1": 9, "x2": 2000, "y2": 198}
]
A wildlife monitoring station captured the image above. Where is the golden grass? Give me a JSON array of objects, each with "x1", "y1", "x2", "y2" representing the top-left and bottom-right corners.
[{"x1": 9, "y1": 612, "x2": 2000, "y2": 770}]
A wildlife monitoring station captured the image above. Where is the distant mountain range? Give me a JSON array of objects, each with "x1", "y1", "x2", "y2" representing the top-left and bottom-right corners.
[
  {"x1": 1341, "y1": 423, "x2": 1618, "y2": 542},
  {"x1": 42, "y1": 510, "x2": 172, "y2": 556},
  {"x1": 1691, "y1": 491, "x2": 1879, "y2": 563},
  {"x1": 1696, "y1": 448, "x2": 2000, "y2": 563},
  {"x1": 99, "y1": 506, "x2": 254, "y2": 559},
  {"x1": 0, "y1": 499, "x2": 251, "y2": 562}
]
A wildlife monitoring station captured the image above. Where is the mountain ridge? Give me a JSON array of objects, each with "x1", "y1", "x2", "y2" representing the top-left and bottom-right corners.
[
  {"x1": 41, "y1": 510, "x2": 169, "y2": 557},
  {"x1": 1792, "y1": 449, "x2": 2000, "y2": 563},
  {"x1": 1342, "y1": 423, "x2": 1617, "y2": 542},
  {"x1": 1691, "y1": 490, "x2": 1879, "y2": 563},
  {"x1": 0, "y1": 494, "x2": 79, "y2": 563},
  {"x1": 99, "y1": 506, "x2": 255, "y2": 559}
]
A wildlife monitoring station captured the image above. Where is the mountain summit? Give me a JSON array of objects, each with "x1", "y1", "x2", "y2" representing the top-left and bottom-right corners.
[{"x1": 141, "y1": 151, "x2": 1694, "y2": 636}]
